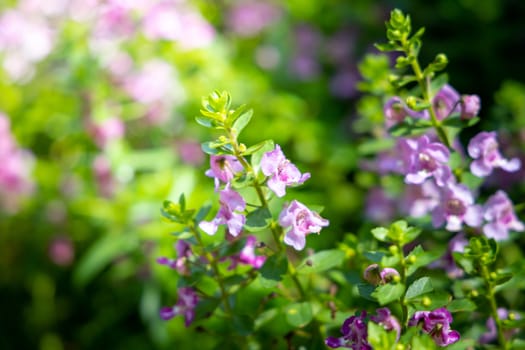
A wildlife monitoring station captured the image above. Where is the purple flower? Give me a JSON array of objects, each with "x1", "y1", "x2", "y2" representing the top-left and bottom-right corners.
[
  {"x1": 365, "y1": 188, "x2": 396, "y2": 223},
  {"x1": 460, "y1": 94, "x2": 481, "y2": 119},
  {"x1": 432, "y1": 182, "x2": 482, "y2": 232},
  {"x1": 384, "y1": 96, "x2": 428, "y2": 128},
  {"x1": 279, "y1": 200, "x2": 329, "y2": 250},
  {"x1": 363, "y1": 264, "x2": 400, "y2": 285},
  {"x1": 160, "y1": 287, "x2": 199, "y2": 327},
  {"x1": 89, "y1": 117, "x2": 125, "y2": 149},
  {"x1": 433, "y1": 84, "x2": 461, "y2": 120},
  {"x1": 468, "y1": 131, "x2": 521, "y2": 177},
  {"x1": 400, "y1": 181, "x2": 440, "y2": 218},
  {"x1": 399, "y1": 135, "x2": 452, "y2": 186},
  {"x1": 156, "y1": 240, "x2": 193, "y2": 275},
  {"x1": 480, "y1": 308, "x2": 520, "y2": 344},
  {"x1": 199, "y1": 187, "x2": 246, "y2": 237},
  {"x1": 483, "y1": 191, "x2": 524, "y2": 240},
  {"x1": 370, "y1": 308, "x2": 401, "y2": 342},
  {"x1": 325, "y1": 311, "x2": 371, "y2": 349},
  {"x1": 434, "y1": 233, "x2": 469, "y2": 278},
  {"x1": 260, "y1": 145, "x2": 310, "y2": 197},
  {"x1": 205, "y1": 155, "x2": 244, "y2": 189},
  {"x1": 409, "y1": 308, "x2": 460, "y2": 346},
  {"x1": 226, "y1": 235, "x2": 266, "y2": 270}
]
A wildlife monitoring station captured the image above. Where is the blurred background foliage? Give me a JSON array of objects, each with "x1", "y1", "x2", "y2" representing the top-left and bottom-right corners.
[{"x1": 0, "y1": 0, "x2": 524, "y2": 349}]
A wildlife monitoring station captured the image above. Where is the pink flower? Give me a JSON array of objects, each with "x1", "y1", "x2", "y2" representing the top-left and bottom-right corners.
[
  {"x1": 89, "y1": 117, "x2": 125, "y2": 149},
  {"x1": 226, "y1": 236, "x2": 266, "y2": 270},
  {"x1": 227, "y1": 1, "x2": 281, "y2": 37},
  {"x1": 400, "y1": 181, "x2": 440, "y2": 218},
  {"x1": 460, "y1": 94, "x2": 481, "y2": 119},
  {"x1": 468, "y1": 131, "x2": 521, "y2": 177},
  {"x1": 205, "y1": 155, "x2": 244, "y2": 189},
  {"x1": 365, "y1": 188, "x2": 396, "y2": 223},
  {"x1": 160, "y1": 287, "x2": 199, "y2": 327},
  {"x1": 260, "y1": 145, "x2": 310, "y2": 197},
  {"x1": 48, "y1": 235, "x2": 75, "y2": 266},
  {"x1": 92, "y1": 155, "x2": 115, "y2": 198},
  {"x1": 156, "y1": 240, "x2": 193, "y2": 275},
  {"x1": 432, "y1": 182, "x2": 482, "y2": 232},
  {"x1": 399, "y1": 135, "x2": 452, "y2": 187},
  {"x1": 199, "y1": 187, "x2": 246, "y2": 237},
  {"x1": 432, "y1": 84, "x2": 461, "y2": 120},
  {"x1": 383, "y1": 96, "x2": 428, "y2": 128},
  {"x1": 409, "y1": 308, "x2": 460, "y2": 346},
  {"x1": 123, "y1": 60, "x2": 179, "y2": 105},
  {"x1": 483, "y1": 191, "x2": 524, "y2": 240},
  {"x1": 370, "y1": 308, "x2": 401, "y2": 342},
  {"x1": 279, "y1": 200, "x2": 329, "y2": 250}
]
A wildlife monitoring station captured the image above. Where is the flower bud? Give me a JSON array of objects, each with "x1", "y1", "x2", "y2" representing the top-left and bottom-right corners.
[
  {"x1": 407, "y1": 255, "x2": 417, "y2": 264},
  {"x1": 238, "y1": 143, "x2": 247, "y2": 153},
  {"x1": 422, "y1": 296, "x2": 432, "y2": 307},
  {"x1": 460, "y1": 94, "x2": 480, "y2": 119},
  {"x1": 364, "y1": 264, "x2": 382, "y2": 285},
  {"x1": 406, "y1": 96, "x2": 418, "y2": 110}
]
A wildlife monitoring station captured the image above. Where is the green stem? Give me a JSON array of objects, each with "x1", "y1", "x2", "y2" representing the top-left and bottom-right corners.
[
  {"x1": 403, "y1": 41, "x2": 451, "y2": 149},
  {"x1": 191, "y1": 224, "x2": 234, "y2": 317},
  {"x1": 396, "y1": 243, "x2": 409, "y2": 328},
  {"x1": 481, "y1": 265, "x2": 509, "y2": 350},
  {"x1": 226, "y1": 128, "x2": 283, "y2": 252}
]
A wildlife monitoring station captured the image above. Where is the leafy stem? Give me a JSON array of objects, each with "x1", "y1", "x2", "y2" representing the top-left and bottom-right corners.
[{"x1": 480, "y1": 264, "x2": 509, "y2": 350}]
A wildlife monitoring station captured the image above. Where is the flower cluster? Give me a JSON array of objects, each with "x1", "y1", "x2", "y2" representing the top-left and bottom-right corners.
[
  {"x1": 409, "y1": 308, "x2": 460, "y2": 346},
  {"x1": 0, "y1": 113, "x2": 34, "y2": 213}
]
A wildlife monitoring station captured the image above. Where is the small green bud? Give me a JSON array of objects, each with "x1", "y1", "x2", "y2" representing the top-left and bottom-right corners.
[
  {"x1": 509, "y1": 312, "x2": 516, "y2": 321},
  {"x1": 407, "y1": 255, "x2": 417, "y2": 264},
  {"x1": 391, "y1": 9, "x2": 405, "y2": 26},
  {"x1": 395, "y1": 344, "x2": 405, "y2": 350},
  {"x1": 489, "y1": 272, "x2": 498, "y2": 281},
  {"x1": 470, "y1": 290, "x2": 479, "y2": 298},
  {"x1": 388, "y1": 74, "x2": 399, "y2": 83},
  {"x1": 392, "y1": 274, "x2": 401, "y2": 283},
  {"x1": 435, "y1": 53, "x2": 448, "y2": 65},
  {"x1": 238, "y1": 143, "x2": 247, "y2": 153},
  {"x1": 406, "y1": 96, "x2": 417, "y2": 109},
  {"x1": 389, "y1": 245, "x2": 399, "y2": 254},
  {"x1": 218, "y1": 135, "x2": 228, "y2": 143},
  {"x1": 422, "y1": 296, "x2": 432, "y2": 307}
]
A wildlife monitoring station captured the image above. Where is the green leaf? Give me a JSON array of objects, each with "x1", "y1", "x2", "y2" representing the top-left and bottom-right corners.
[
  {"x1": 259, "y1": 254, "x2": 287, "y2": 288},
  {"x1": 447, "y1": 298, "x2": 477, "y2": 312},
  {"x1": 405, "y1": 277, "x2": 433, "y2": 300},
  {"x1": 429, "y1": 73, "x2": 449, "y2": 95},
  {"x1": 201, "y1": 141, "x2": 233, "y2": 156},
  {"x1": 389, "y1": 118, "x2": 433, "y2": 137},
  {"x1": 232, "y1": 109, "x2": 253, "y2": 137},
  {"x1": 254, "y1": 308, "x2": 278, "y2": 330},
  {"x1": 195, "y1": 115, "x2": 215, "y2": 128},
  {"x1": 372, "y1": 283, "x2": 406, "y2": 305},
  {"x1": 195, "y1": 204, "x2": 212, "y2": 223},
  {"x1": 363, "y1": 251, "x2": 386, "y2": 263},
  {"x1": 374, "y1": 42, "x2": 399, "y2": 52},
  {"x1": 297, "y1": 250, "x2": 345, "y2": 274},
  {"x1": 371, "y1": 227, "x2": 390, "y2": 242},
  {"x1": 233, "y1": 315, "x2": 254, "y2": 336},
  {"x1": 357, "y1": 283, "x2": 377, "y2": 301},
  {"x1": 442, "y1": 116, "x2": 480, "y2": 129},
  {"x1": 368, "y1": 321, "x2": 397, "y2": 350},
  {"x1": 406, "y1": 245, "x2": 444, "y2": 276},
  {"x1": 244, "y1": 207, "x2": 272, "y2": 232},
  {"x1": 285, "y1": 302, "x2": 313, "y2": 328}
]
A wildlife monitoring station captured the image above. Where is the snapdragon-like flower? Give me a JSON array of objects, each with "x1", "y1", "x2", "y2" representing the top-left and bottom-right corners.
[
  {"x1": 400, "y1": 181, "x2": 440, "y2": 218},
  {"x1": 260, "y1": 145, "x2": 310, "y2": 197},
  {"x1": 279, "y1": 200, "x2": 329, "y2": 250},
  {"x1": 483, "y1": 190, "x2": 524, "y2": 240},
  {"x1": 227, "y1": 235, "x2": 266, "y2": 270},
  {"x1": 160, "y1": 287, "x2": 199, "y2": 327},
  {"x1": 370, "y1": 308, "x2": 401, "y2": 341},
  {"x1": 383, "y1": 96, "x2": 428, "y2": 128},
  {"x1": 432, "y1": 182, "x2": 482, "y2": 232},
  {"x1": 156, "y1": 240, "x2": 193, "y2": 275},
  {"x1": 325, "y1": 311, "x2": 371, "y2": 350},
  {"x1": 363, "y1": 264, "x2": 400, "y2": 285},
  {"x1": 205, "y1": 155, "x2": 244, "y2": 190},
  {"x1": 409, "y1": 308, "x2": 460, "y2": 346},
  {"x1": 199, "y1": 187, "x2": 246, "y2": 237},
  {"x1": 467, "y1": 131, "x2": 521, "y2": 177},
  {"x1": 460, "y1": 94, "x2": 481, "y2": 119},
  {"x1": 433, "y1": 84, "x2": 461, "y2": 120},
  {"x1": 399, "y1": 135, "x2": 452, "y2": 186}
]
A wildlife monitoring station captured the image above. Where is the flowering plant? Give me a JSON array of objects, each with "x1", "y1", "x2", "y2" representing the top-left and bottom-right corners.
[{"x1": 155, "y1": 9, "x2": 525, "y2": 349}]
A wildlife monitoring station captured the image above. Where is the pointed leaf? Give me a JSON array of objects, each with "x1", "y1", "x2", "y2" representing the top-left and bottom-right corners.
[
  {"x1": 297, "y1": 250, "x2": 345, "y2": 274},
  {"x1": 405, "y1": 277, "x2": 433, "y2": 300}
]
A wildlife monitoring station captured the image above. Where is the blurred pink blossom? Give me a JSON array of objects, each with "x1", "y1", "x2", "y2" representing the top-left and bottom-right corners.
[
  {"x1": 227, "y1": 1, "x2": 281, "y2": 37},
  {"x1": 48, "y1": 235, "x2": 75, "y2": 266}
]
